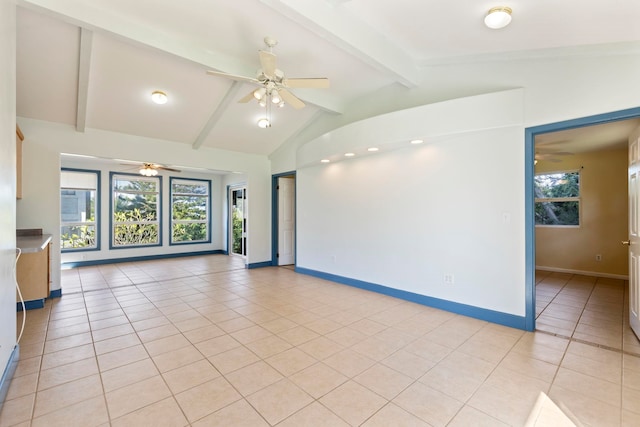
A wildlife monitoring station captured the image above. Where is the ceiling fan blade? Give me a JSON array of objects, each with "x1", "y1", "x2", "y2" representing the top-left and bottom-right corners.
[
  {"x1": 206, "y1": 69, "x2": 259, "y2": 84},
  {"x1": 157, "y1": 166, "x2": 181, "y2": 172},
  {"x1": 238, "y1": 90, "x2": 256, "y2": 103},
  {"x1": 284, "y1": 77, "x2": 330, "y2": 89},
  {"x1": 278, "y1": 88, "x2": 305, "y2": 109},
  {"x1": 259, "y1": 50, "x2": 277, "y2": 78}
]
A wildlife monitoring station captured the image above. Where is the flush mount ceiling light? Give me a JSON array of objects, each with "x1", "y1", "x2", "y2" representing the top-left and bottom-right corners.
[
  {"x1": 410, "y1": 139, "x2": 424, "y2": 145},
  {"x1": 151, "y1": 90, "x2": 168, "y2": 105},
  {"x1": 484, "y1": 6, "x2": 512, "y2": 29},
  {"x1": 257, "y1": 117, "x2": 271, "y2": 128},
  {"x1": 367, "y1": 147, "x2": 379, "y2": 152},
  {"x1": 344, "y1": 152, "x2": 355, "y2": 157},
  {"x1": 320, "y1": 159, "x2": 330, "y2": 163}
]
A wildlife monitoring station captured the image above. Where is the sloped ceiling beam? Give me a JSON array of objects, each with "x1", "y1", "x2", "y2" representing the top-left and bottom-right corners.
[
  {"x1": 18, "y1": 0, "x2": 345, "y2": 114},
  {"x1": 192, "y1": 82, "x2": 241, "y2": 150},
  {"x1": 260, "y1": 0, "x2": 420, "y2": 88},
  {"x1": 76, "y1": 27, "x2": 92, "y2": 132}
]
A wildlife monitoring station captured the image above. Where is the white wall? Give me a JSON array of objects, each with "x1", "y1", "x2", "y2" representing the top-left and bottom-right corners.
[
  {"x1": 0, "y1": 0, "x2": 17, "y2": 387},
  {"x1": 297, "y1": 92, "x2": 525, "y2": 316},
  {"x1": 16, "y1": 119, "x2": 273, "y2": 292},
  {"x1": 270, "y1": 50, "x2": 640, "y2": 321}
]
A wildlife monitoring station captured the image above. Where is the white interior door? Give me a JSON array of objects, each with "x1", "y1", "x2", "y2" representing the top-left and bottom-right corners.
[
  {"x1": 628, "y1": 132, "x2": 640, "y2": 339},
  {"x1": 278, "y1": 176, "x2": 295, "y2": 265}
]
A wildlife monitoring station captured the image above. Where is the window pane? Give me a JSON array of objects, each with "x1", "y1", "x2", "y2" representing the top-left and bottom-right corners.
[
  {"x1": 114, "y1": 192, "x2": 158, "y2": 220},
  {"x1": 113, "y1": 223, "x2": 159, "y2": 246},
  {"x1": 170, "y1": 178, "x2": 210, "y2": 245},
  {"x1": 113, "y1": 177, "x2": 157, "y2": 192},
  {"x1": 61, "y1": 225, "x2": 96, "y2": 249},
  {"x1": 172, "y1": 182, "x2": 208, "y2": 195},
  {"x1": 172, "y1": 223, "x2": 208, "y2": 242},
  {"x1": 534, "y1": 172, "x2": 579, "y2": 198},
  {"x1": 535, "y1": 201, "x2": 579, "y2": 225},
  {"x1": 172, "y1": 195, "x2": 207, "y2": 220},
  {"x1": 61, "y1": 170, "x2": 99, "y2": 251}
]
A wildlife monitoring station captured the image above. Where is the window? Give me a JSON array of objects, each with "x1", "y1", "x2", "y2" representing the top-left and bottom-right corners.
[
  {"x1": 111, "y1": 174, "x2": 161, "y2": 247},
  {"x1": 60, "y1": 169, "x2": 100, "y2": 251},
  {"x1": 535, "y1": 170, "x2": 580, "y2": 226},
  {"x1": 170, "y1": 178, "x2": 211, "y2": 244}
]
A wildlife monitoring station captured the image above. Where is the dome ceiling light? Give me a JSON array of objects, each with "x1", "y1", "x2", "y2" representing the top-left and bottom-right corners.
[{"x1": 484, "y1": 6, "x2": 512, "y2": 29}]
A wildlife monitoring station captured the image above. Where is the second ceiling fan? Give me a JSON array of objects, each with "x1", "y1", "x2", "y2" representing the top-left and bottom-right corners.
[{"x1": 206, "y1": 36, "x2": 329, "y2": 126}]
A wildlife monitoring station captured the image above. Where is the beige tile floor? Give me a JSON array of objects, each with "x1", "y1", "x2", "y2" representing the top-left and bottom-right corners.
[{"x1": 1, "y1": 256, "x2": 638, "y2": 426}]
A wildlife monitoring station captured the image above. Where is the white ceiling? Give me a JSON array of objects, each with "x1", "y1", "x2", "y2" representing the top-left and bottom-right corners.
[{"x1": 15, "y1": 0, "x2": 640, "y2": 159}]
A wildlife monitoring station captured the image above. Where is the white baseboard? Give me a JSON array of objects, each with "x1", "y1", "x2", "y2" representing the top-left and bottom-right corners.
[{"x1": 536, "y1": 266, "x2": 628, "y2": 281}]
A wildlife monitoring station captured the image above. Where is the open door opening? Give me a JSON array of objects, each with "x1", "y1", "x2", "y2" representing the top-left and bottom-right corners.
[
  {"x1": 526, "y1": 107, "x2": 640, "y2": 347},
  {"x1": 229, "y1": 186, "x2": 247, "y2": 258}
]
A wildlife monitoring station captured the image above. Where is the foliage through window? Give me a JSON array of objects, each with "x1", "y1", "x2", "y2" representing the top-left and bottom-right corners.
[
  {"x1": 534, "y1": 170, "x2": 580, "y2": 226},
  {"x1": 111, "y1": 174, "x2": 160, "y2": 247},
  {"x1": 171, "y1": 178, "x2": 210, "y2": 244},
  {"x1": 60, "y1": 169, "x2": 99, "y2": 251}
]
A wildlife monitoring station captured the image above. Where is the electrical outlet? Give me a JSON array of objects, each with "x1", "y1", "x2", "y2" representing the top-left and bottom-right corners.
[
  {"x1": 443, "y1": 274, "x2": 455, "y2": 284},
  {"x1": 595, "y1": 254, "x2": 602, "y2": 261}
]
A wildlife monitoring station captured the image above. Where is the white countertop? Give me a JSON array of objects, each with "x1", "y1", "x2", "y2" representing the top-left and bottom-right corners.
[{"x1": 16, "y1": 234, "x2": 52, "y2": 254}]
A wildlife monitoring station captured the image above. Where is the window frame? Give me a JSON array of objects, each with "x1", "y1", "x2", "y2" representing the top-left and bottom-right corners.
[
  {"x1": 60, "y1": 168, "x2": 101, "y2": 252},
  {"x1": 534, "y1": 169, "x2": 581, "y2": 227},
  {"x1": 109, "y1": 172, "x2": 162, "y2": 249},
  {"x1": 169, "y1": 177, "x2": 212, "y2": 245}
]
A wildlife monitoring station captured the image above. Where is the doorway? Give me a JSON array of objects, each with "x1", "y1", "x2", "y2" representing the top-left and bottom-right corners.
[
  {"x1": 525, "y1": 107, "x2": 640, "y2": 339},
  {"x1": 229, "y1": 185, "x2": 247, "y2": 258},
  {"x1": 272, "y1": 172, "x2": 296, "y2": 266}
]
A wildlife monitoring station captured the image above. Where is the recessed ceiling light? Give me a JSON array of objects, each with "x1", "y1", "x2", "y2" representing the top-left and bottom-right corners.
[
  {"x1": 321, "y1": 159, "x2": 330, "y2": 163},
  {"x1": 344, "y1": 152, "x2": 355, "y2": 157},
  {"x1": 367, "y1": 147, "x2": 379, "y2": 152},
  {"x1": 410, "y1": 139, "x2": 423, "y2": 144},
  {"x1": 484, "y1": 6, "x2": 512, "y2": 29},
  {"x1": 151, "y1": 90, "x2": 168, "y2": 104}
]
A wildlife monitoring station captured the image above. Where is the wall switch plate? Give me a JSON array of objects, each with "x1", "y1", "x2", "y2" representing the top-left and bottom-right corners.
[{"x1": 443, "y1": 274, "x2": 454, "y2": 284}]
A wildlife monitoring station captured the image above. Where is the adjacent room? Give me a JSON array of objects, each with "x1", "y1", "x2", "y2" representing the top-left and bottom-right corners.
[{"x1": 1, "y1": 1, "x2": 640, "y2": 426}]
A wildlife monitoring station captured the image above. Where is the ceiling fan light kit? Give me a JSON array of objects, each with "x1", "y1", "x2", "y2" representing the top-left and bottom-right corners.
[
  {"x1": 484, "y1": 6, "x2": 512, "y2": 29},
  {"x1": 206, "y1": 36, "x2": 329, "y2": 128},
  {"x1": 139, "y1": 165, "x2": 158, "y2": 176}
]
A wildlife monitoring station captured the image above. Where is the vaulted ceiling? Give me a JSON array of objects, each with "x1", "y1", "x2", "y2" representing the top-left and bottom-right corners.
[{"x1": 16, "y1": 0, "x2": 640, "y2": 157}]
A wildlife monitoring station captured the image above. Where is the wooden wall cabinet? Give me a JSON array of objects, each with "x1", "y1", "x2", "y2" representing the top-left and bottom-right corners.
[{"x1": 16, "y1": 125, "x2": 23, "y2": 199}]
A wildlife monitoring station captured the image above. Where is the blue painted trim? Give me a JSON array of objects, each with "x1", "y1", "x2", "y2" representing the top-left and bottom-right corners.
[
  {"x1": 247, "y1": 261, "x2": 273, "y2": 269},
  {"x1": 49, "y1": 289, "x2": 62, "y2": 299},
  {"x1": 0, "y1": 345, "x2": 19, "y2": 409},
  {"x1": 61, "y1": 168, "x2": 102, "y2": 252},
  {"x1": 169, "y1": 177, "x2": 212, "y2": 246},
  {"x1": 271, "y1": 171, "x2": 296, "y2": 267},
  {"x1": 524, "y1": 106, "x2": 640, "y2": 331},
  {"x1": 17, "y1": 299, "x2": 45, "y2": 311},
  {"x1": 296, "y1": 267, "x2": 527, "y2": 330},
  {"x1": 109, "y1": 172, "x2": 163, "y2": 250},
  {"x1": 61, "y1": 250, "x2": 225, "y2": 268}
]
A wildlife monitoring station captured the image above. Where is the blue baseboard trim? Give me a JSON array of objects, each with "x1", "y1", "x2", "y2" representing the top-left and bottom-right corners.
[
  {"x1": 49, "y1": 289, "x2": 62, "y2": 299},
  {"x1": 17, "y1": 299, "x2": 45, "y2": 311},
  {"x1": 0, "y1": 345, "x2": 19, "y2": 410},
  {"x1": 296, "y1": 267, "x2": 528, "y2": 331},
  {"x1": 61, "y1": 250, "x2": 225, "y2": 269},
  {"x1": 246, "y1": 261, "x2": 273, "y2": 269}
]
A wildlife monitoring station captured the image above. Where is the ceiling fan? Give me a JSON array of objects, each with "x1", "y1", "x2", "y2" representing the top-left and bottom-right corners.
[
  {"x1": 206, "y1": 36, "x2": 330, "y2": 127},
  {"x1": 534, "y1": 150, "x2": 573, "y2": 164},
  {"x1": 121, "y1": 162, "x2": 181, "y2": 176}
]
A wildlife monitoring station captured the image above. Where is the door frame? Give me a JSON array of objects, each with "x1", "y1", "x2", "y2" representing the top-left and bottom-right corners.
[
  {"x1": 228, "y1": 184, "x2": 247, "y2": 258},
  {"x1": 272, "y1": 171, "x2": 296, "y2": 266},
  {"x1": 525, "y1": 106, "x2": 640, "y2": 331}
]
